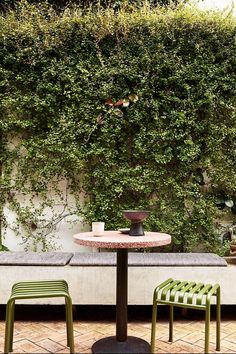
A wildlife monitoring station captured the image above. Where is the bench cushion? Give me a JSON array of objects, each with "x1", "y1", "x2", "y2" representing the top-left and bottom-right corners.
[
  {"x1": 129, "y1": 253, "x2": 227, "y2": 266},
  {"x1": 69, "y1": 252, "x2": 227, "y2": 267},
  {"x1": 0, "y1": 252, "x2": 73, "y2": 266},
  {"x1": 69, "y1": 252, "x2": 116, "y2": 266}
]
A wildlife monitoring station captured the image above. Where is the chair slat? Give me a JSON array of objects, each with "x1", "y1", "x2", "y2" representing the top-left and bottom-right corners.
[
  {"x1": 161, "y1": 280, "x2": 181, "y2": 300},
  {"x1": 196, "y1": 284, "x2": 213, "y2": 305},
  {"x1": 187, "y1": 283, "x2": 204, "y2": 304},
  {"x1": 177, "y1": 282, "x2": 196, "y2": 303},
  {"x1": 169, "y1": 281, "x2": 189, "y2": 302}
]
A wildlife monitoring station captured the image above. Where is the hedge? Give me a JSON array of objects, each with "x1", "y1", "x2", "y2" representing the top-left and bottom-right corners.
[
  {"x1": 0, "y1": 0, "x2": 183, "y2": 12},
  {"x1": 0, "y1": 1, "x2": 236, "y2": 251}
]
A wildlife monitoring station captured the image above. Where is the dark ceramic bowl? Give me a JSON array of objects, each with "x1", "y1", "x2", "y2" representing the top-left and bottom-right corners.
[{"x1": 123, "y1": 210, "x2": 150, "y2": 223}]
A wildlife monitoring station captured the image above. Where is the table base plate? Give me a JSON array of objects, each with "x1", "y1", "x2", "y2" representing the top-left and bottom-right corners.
[{"x1": 92, "y1": 336, "x2": 151, "y2": 353}]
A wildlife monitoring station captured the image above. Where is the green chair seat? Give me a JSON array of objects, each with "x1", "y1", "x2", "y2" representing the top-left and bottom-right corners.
[
  {"x1": 151, "y1": 278, "x2": 221, "y2": 354},
  {"x1": 4, "y1": 280, "x2": 74, "y2": 354}
]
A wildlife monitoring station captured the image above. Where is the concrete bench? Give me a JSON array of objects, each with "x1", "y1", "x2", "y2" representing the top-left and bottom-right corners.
[{"x1": 0, "y1": 251, "x2": 232, "y2": 305}]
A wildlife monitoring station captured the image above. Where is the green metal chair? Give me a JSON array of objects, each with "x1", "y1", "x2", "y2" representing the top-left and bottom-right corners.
[
  {"x1": 4, "y1": 280, "x2": 74, "y2": 354},
  {"x1": 151, "y1": 278, "x2": 221, "y2": 354}
]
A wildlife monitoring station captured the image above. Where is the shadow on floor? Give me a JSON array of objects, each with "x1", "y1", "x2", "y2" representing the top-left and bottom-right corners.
[{"x1": 0, "y1": 304, "x2": 235, "y2": 322}]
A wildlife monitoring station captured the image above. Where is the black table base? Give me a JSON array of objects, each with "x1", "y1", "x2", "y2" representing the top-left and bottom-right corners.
[
  {"x1": 92, "y1": 249, "x2": 151, "y2": 354},
  {"x1": 92, "y1": 336, "x2": 151, "y2": 353}
]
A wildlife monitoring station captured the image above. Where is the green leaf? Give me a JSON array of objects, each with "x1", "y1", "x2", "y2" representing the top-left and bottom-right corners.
[{"x1": 113, "y1": 108, "x2": 124, "y2": 117}]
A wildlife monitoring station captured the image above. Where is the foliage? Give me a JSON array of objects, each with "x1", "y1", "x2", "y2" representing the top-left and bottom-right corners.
[
  {"x1": 0, "y1": 0, "x2": 187, "y2": 12},
  {"x1": 0, "y1": 1, "x2": 236, "y2": 252}
]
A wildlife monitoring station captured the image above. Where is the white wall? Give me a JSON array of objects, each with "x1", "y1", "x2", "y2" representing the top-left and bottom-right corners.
[
  {"x1": 197, "y1": 0, "x2": 236, "y2": 15},
  {"x1": 3, "y1": 178, "x2": 92, "y2": 252},
  {"x1": 3, "y1": 207, "x2": 91, "y2": 252}
]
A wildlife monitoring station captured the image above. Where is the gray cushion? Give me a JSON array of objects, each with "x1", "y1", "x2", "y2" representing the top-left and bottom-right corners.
[
  {"x1": 128, "y1": 253, "x2": 227, "y2": 266},
  {"x1": 69, "y1": 252, "x2": 227, "y2": 267},
  {"x1": 69, "y1": 252, "x2": 116, "y2": 266},
  {"x1": 0, "y1": 252, "x2": 73, "y2": 265}
]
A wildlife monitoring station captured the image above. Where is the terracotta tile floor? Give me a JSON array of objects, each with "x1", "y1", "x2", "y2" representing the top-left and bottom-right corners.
[{"x1": 0, "y1": 305, "x2": 235, "y2": 353}]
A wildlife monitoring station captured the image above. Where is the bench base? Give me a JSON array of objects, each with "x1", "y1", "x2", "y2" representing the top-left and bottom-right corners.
[{"x1": 0, "y1": 252, "x2": 233, "y2": 305}]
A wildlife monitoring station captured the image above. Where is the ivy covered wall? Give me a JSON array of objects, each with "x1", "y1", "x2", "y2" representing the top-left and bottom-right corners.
[{"x1": 0, "y1": 1, "x2": 236, "y2": 252}]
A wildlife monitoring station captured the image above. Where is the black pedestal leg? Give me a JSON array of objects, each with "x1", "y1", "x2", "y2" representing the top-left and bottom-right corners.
[
  {"x1": 116, "y1": 248, "x2": 128, "y2": 341},
  {"x1": 92, "y1": 247, "x2": 150, "y2": 353}
]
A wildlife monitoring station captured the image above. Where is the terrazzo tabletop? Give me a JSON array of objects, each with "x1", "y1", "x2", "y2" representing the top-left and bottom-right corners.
[{"x1": 73, "y1": 230, "x2": 171, "y2": 249}]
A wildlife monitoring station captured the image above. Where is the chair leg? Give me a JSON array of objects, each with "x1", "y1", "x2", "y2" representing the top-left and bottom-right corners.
[
  {"x1": 205, "y1": 304, "x2": 211, "y2": 354},
  {"x1": 169, "y1": 305, "x2": 174, "y2": 342},
  {"x1": 216, "y1": 288, "x2": 221, "y2": 351},
  {"x1": 65, "y1": 297, "x2": 69, "y2": 347},
  {"x1": 65, "y1": 295, "x2": 74, "y2": 354},
  {"x1": 151, "y1": 301, "x2": 157, "y2": 353},
  {"x1": 4, "y1": 299, "x2": 15, "y2": 353},
  {"x1": 9, "y1": 300, "x2": 15, "y2": 352}
]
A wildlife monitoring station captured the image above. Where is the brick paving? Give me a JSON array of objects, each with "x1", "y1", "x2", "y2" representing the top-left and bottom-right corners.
[{"x1": 0, "y1": 306, "x2": 236, "y2": 353}]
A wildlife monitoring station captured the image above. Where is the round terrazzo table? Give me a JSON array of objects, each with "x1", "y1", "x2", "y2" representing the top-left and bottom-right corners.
[{"x1": 73, "y1": 230, "x2": 171, "y2": 354}]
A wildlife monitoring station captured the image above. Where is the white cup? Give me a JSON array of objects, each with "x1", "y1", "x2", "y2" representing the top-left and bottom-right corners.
[{"x1": 92, "y1": 222, "x2": 105, "y2": 236}]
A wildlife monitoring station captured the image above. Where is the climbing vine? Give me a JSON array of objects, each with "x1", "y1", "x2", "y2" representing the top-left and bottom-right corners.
[{"x1": 0, "y1": 1, "x2": 236, "y2": 252}]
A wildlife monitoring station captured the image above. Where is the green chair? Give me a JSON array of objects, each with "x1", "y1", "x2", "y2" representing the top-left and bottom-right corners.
[
  {"x1": 151, "y1": 278, "x2": 221, "y2": 354},
  {"x1": 4, "y1": 279, "x2": 74, "y2": 354}
]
